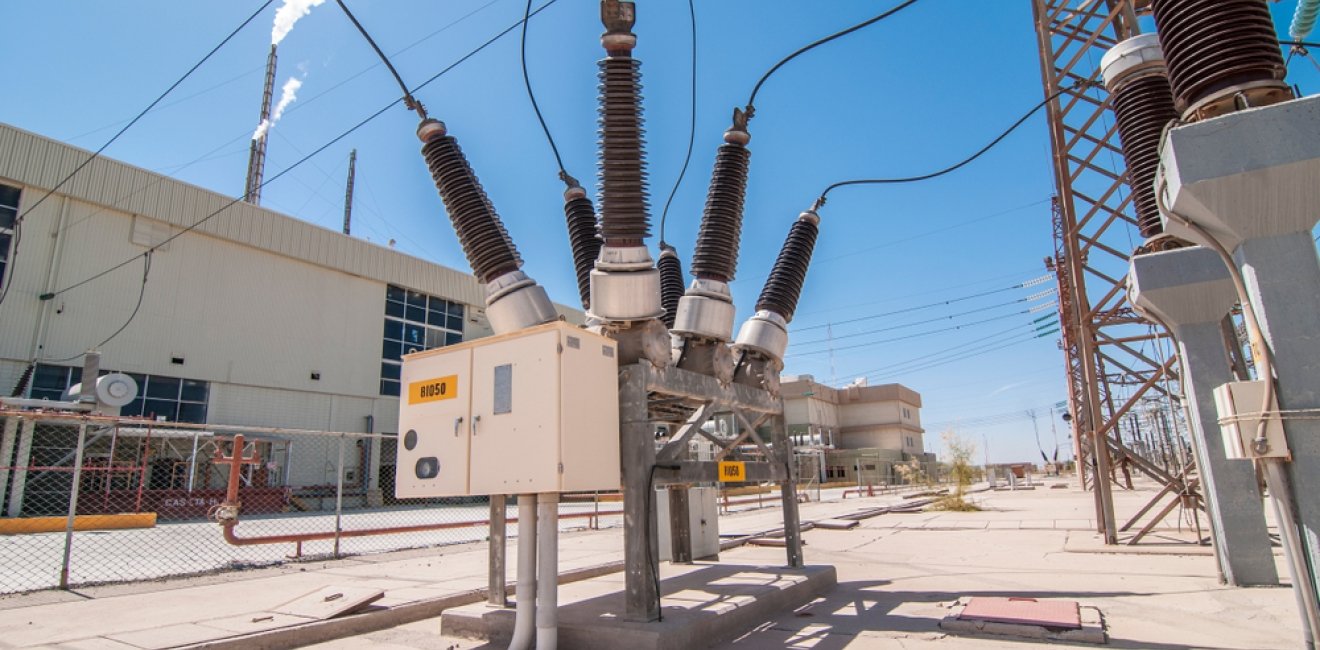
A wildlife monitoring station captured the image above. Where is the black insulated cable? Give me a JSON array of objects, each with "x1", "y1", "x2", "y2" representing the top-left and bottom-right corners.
[
  {"x1": 814, "y1": 86, "x2": 1071, "y2": 207},
  {"x1": 658, "y1": 0, "x2": 697, "y2": 246},
  {"x1": 521, "y1": 0, "x2": 570, "y2": 183},
  {"x1": 744, "y1": 0, "x2": 920, "y2": 118},
  {"x1": 335, "y1": 0, "x2": 428, "y2": 118},
  {"x1": 757, "y1": 213, "x2": 818, "y2": 323}
]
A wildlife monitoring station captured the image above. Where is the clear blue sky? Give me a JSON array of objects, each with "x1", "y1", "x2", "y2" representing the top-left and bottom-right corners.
[{"x1": 2, "y1": 1, "x2": 1317, "y2": 463}]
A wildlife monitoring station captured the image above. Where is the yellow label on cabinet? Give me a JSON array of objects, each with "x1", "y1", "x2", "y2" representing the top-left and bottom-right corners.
[
  {"x1": 717, "y1": 461, "x2": 746, "y2": 482},
  {"x1": 409, "y1": 375, "x2": 458, "y2": 404}
]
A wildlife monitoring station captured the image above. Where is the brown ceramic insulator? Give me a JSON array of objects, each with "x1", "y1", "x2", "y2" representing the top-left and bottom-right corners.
[
  {"x1": 1110, "y1": 71, "x2": 1180, "y2": 238},
  {"x1": 690, "y1": 142, "x2": 750, "y2": 282},
  {"x1": 756, "y1": 216, "x2": 819, "y2": 323},
  {"x1": 657, "y1": 246, "x2": 685, "y2": 329},
  {"x1": 420, "y1": 133, "x2": 522, "y2": 284},
  {"x1": 596, "y1": 56, "x2": 651, "y2": 246},
  {"x1": 563, "y1": 193, "x2": 601, "y2": 309},
  {"x1": 1150, "y1": 0, "x2": 1287, "y2": 113}
]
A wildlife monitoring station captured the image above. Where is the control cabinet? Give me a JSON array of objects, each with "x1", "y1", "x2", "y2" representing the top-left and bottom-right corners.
[{"x1": 395, "y1": 321, "x2": 621, "y2": 497}]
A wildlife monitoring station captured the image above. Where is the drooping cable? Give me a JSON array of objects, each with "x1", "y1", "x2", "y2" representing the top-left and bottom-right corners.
[
  {"x1": 658, "y1": 0, "x2": 697, "y2": 246},
  {"x1": 42, "y1": 252, "x2": 152, "y2": 363},
  {"x1": 521, "y1": 0, "x2": 568, "y2": 182},
  {"x1": 0, "y1": 0, "x2": 273, "y2": 309},
  {"x1": 335, "y1": 0, "x2": 428, "y2": 118},
  {"x1": 42, "y1": 4, "x2": 556, "y2": 301},
  {"x1": 813, "y1": 86, "x2": 1070, "y2": 207},
  {"x1": 744, "y1": 0, "x2": 920, "y2": 117}
]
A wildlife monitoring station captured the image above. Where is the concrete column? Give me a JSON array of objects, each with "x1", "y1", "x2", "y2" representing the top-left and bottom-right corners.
[
  {"x1": 1235, "y1": 232, "x2": 1320, "y2": 597},
  {"x1": 1129, "y1": 246, "x2": 1278, "y2": 586}
]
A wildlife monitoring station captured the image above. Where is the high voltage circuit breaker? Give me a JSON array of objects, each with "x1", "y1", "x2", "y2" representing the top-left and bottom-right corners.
[{"x1": 395, "y1": 321, "x2": 621, "y2": 497}]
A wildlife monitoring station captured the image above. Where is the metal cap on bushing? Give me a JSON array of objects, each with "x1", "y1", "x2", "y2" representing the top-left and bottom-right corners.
[
  {"x1": 1150, "y1": 0, "x2": 1292, "y2": 120},
  {"x1": 484, "y1": 270, "x2": 559, "y2": 335},
  {"x1": 1101, "y1": 34, "x2": 1167, "y2": 90},
  {"x1": 589, "y1": 246, "x2": 663, "y2": 321},
  {"x1": 1102, "y1": 35, "x2": 1180, "y2": 241},
  {"x1": 734, "y1": 310, "x2": 790, "y2": 362}
]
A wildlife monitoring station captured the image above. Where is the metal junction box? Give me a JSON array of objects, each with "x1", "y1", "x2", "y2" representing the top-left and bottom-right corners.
[
  {"x1": 395, "y1": 321, "x2": 621, "y2": 497},
  {"x1": 1213, "y1": 380, "x2": 1291, "y2": 460}
]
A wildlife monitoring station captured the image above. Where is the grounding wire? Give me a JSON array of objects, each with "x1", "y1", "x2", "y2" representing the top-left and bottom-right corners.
[
  {"x1": 743, "y1": 0, "x2": 921, "y2": 117},
  {"x1": 335, "y1": 0, "x2": 427, "y2": 118},
  {"x1": 658, "y1": 0, "x2": 698, "y2": 245},
  {"x1": 42, "y1": 2, "x2": 560, "y2": 303},
  {"x1": 0, "y1": 0, "x2": 274, "y2": 310},
  {"x1": 813, "y1": 86, "x2": 1070, "y2": 208},
  {"x1": 520, "y1": 0, "x2": 570, "y2": 183}
]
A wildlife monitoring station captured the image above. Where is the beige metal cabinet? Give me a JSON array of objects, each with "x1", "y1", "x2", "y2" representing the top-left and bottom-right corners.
[
  {"x1": 395, "y1": 321, "x2": 621, "y2": 497},
  {"x1": 395, "y1": 347, "x2": 471, "y2": 498}
]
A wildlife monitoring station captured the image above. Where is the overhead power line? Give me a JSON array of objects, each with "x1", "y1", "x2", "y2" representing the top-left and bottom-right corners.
[
  {"x1": 0, "y1": 0, "x2": 274, "y2": 309},
  {"x1": 787, "y1": 309, "x2": 1034, "y2": 358}
]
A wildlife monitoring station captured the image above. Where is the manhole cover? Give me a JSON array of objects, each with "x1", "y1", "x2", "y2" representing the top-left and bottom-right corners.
[{"x1": 958, "y1": 597, "x2": 1081, "y2": 629}]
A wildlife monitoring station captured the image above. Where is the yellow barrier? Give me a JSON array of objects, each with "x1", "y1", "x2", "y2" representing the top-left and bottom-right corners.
[{"x1": 0, "y1": 513, "x2": 157, "y2": 535}]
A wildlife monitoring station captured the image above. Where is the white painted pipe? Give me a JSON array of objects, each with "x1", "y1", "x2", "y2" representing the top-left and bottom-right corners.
[
  {"x1": 536, "y1": 492, "x2": 559, "y2": 650},
  {"x1": 508, "y1": 495, "x2": 537, "y2": 650}
]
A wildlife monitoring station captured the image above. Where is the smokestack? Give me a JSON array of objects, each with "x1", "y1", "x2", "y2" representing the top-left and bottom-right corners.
[
  {"x1": 343, "y1": 149, "x2": 356, "y2": 235},
  {"x1": 245, "y1": 44, "x2": 278, "y2": 204}
]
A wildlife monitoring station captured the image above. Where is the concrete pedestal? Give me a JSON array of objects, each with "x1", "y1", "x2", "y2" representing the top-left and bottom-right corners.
[
  {"x1": 1235, "y1": 232, "x2": 1320, "y2": 598},
  {"x1": 1129, "y1": 247, "x2": 1278, "y2": 586}
]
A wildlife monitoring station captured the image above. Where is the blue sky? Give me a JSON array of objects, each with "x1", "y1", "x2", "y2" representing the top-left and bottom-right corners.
[{"x1": 2, "y1": 1, "x2": 1317, "y2": 464}]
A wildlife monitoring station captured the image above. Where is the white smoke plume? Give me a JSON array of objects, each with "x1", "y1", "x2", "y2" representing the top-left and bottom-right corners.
[
  {"x1": 252, "y1": 76, "x2": 304, "y2": 141},
  {"x1": 271, "y1": 0, "x2": 327, "y2": 46}
]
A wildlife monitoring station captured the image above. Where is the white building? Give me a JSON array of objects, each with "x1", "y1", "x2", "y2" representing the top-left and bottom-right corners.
[{"x1": 0, "y1": 123, "x2": 579, "y2": 510}]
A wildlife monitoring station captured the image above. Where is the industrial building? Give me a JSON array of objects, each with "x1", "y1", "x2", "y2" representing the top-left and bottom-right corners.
[
  {"x1": 781, "y1": 375, "x2": 935, "y2": 484},
  {"x1": 0, "y1": 122, "x2": 580, "y2": 512}
]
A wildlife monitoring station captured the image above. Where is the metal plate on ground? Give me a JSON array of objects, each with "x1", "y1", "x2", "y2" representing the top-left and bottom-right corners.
[
  {"x1": 272, "y1": 585, "x2": 385, "y2": 620},
  {"x1": 959, "y1": 596, "x2": 1081, "y2": 629},
  {"x1": 814, "y1": 518, "x2": 860, "y2": 530}
]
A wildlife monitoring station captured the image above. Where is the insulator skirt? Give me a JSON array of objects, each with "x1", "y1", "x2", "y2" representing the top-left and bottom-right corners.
[
  {"x1": 596, "y1": 56, "x2": 651, "y2": 245},
  {"x1": 421, "y1": 134, "x2": 522, "y2": 283},
  {"x1": 657, "y1": 250, "x2": 685, "y2": 329},
  {"x1": 1150, "y1": 0, "x2": 1287, "y2": 112},
  {"x1": 564, "y1": 195, "x2": 601, "y2": 309},
  {"x1": 1111, "y1": 72, "x2": 1180, "y2": 238},
  {"x1": 756, "y1": 217, "x2": 819, "y2": 323},
  {"x1": 691, "y1": 142, "x2": 750, "y2": 282}
]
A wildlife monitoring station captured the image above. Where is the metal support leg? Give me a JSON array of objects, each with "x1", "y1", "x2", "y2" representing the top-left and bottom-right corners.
[
  {"x1": 774, "y1": 417, "x2": 804, "y2": 568},
  {"x1": 620, "y1": 365, "x2": 658, "y2": 622},
  {"x1": 667, "y1": 487, "x2": 691, "y2": 564},
  {"x1": 7, "y1": 420, "x2": 34, "y2": 518},
  {"x1": 489, "y1": 494, "x2": 508, "y2": 606}
]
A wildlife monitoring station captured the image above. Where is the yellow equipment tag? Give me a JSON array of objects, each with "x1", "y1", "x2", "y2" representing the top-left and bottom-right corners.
[
  {"x1": 717, "y1": 461, "x2": 746, "y2": 482},
  {"x1": 408, "y1": 375, "x2": 458, "y2": 404}
]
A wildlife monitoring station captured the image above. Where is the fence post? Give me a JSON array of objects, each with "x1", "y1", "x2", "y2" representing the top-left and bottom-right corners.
[
  {"x1": 334, "y1": 434, "x2": 345, "y2": 558},
  {"x1": 59, "y1": 423, "x2": 88, "y2": 590}
]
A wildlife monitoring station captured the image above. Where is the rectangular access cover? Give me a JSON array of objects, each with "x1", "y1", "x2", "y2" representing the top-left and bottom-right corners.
[{"x1": 958, "y1": 596, "x2": 1081, "y2": 629}]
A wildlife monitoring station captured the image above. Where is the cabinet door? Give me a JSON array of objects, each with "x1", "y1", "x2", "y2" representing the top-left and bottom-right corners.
[
  {"x1": 468, "y1": 330, "x2": 560, "y2": 495},
  {"x1": 395, "y1": 349, "x2": 471, "y2": 498}
]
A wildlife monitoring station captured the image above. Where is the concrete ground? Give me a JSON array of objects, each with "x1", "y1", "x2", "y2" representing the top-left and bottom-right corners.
[{"x1": 0, "y1": 482, "x2": 1302, "y2": 649}]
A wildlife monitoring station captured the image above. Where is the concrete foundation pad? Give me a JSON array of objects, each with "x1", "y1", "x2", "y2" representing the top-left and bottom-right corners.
[{"x1": 440, "y1": 563, "x2": 835, "y2": 650}]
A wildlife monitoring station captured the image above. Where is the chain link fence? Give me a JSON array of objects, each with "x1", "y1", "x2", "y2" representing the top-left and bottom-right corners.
[{"x1": 0, "y1": 410, "x2": 624, "y2": 595}]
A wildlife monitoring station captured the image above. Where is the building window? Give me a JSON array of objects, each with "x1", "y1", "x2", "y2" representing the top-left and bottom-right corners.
[
  {"x1": 902, "y1": 407, "x2": 911, "y2": 419},
  {"x1": 28, "y1": 364, "x2": 209, "y2": 423},
  {"x1": 0, "y1": 184, "x2": 19, "y2": 291},
  {"x1": 380, "y1": 284, "x2": 464, "y2": 396}
]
